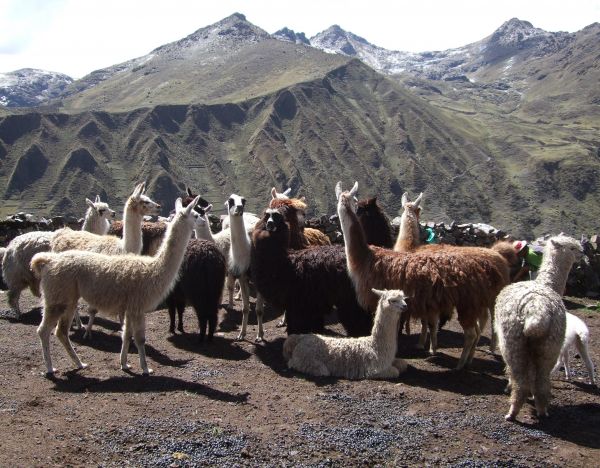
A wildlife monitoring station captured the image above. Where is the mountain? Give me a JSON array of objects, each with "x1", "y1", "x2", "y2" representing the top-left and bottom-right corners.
[
  {"x1": 0, "y1": 69, "x2": 73, "y2": 107},
  {"x1": 0, "y1": 15, "x2": 599, "y2": 239},
  {"x1": 272, "y1": 27, "x2": 310, "y2": 45}
]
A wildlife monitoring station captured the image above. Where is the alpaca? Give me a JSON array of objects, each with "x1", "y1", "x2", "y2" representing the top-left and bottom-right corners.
[
  {"x1": 31, "y1": 196, "x2": 202, "y2": 376},
  {"x1": 552, "y1": 312, "x2": 595, "y2": 385},
  {"x1": 335, "y1": 181, "x2": 510, "y2": 370},
  {"x1": 51, "y1": 183, "x2": 161, "y2": 338},
  {"x1": 226, "y1": 194, "x2": 265, "y2": 342},
  {"x1": 283, "y1": 288, "x2": 409, "y2": 379},
  {"x1": 165, "y1": 238, "x2": 226, "y2": 342},
  {"x1": 393, "y1": 192, "x2": 422, "y2": 252},
  {"x1": 2, "y1": 195, "x2": 116, "y2": 319},
  {"x1": 494, "y1": 235, "x2": 583, "y2": 420},
  {"x1": 356, "y1": 197, "x2": 394, "y2": 249},
  {"x1": 251, "y1": 206, "x2": 373, "y2": 337}
]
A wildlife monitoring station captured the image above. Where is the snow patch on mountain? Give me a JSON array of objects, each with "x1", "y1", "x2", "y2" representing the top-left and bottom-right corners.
[{"x1": 0, "y1": 68, "x2": 73, "y2": 107}]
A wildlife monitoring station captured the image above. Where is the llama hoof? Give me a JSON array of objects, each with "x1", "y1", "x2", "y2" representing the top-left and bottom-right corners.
[
  {"x1": 255, "y1": 336, "x2": 264, "y2": 343},
  {"x1": 121, "y1": 363, "x2": 131, "y2": 371},
  {"x1": 504, "y1": 413, "x2": 516, "y2": 422},
  {"x1": 236, "y1": 332, "x2": 246, "y2": 341},
  {"x1": 276, "y1": 320, "x2": 286, "y2": 328},
  {"x1": 142, "y1": 368, "x2": 154, "y2": 376},
  {"x1": 78, "y1": 363, "x2": 89, "y2": 370},
  {"x1": 43, "y1": 369, "x2": 57, "y2": 378}
]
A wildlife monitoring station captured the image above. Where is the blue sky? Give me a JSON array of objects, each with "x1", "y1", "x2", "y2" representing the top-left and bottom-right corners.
[{"x1": 1, "y1": 0, "x2": 599, "y2": 78}]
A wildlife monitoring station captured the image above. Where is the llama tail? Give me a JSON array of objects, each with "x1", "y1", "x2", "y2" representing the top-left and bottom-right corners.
[
  {"x1": 523, "y1": 312, "x2": 552, "y2": 339},
  {"x1": 30, "y1": 252, "x2": 56, "y2": 278},
  {"x1": 282, "y1": 335, "x2": 302, "y2": 362}
]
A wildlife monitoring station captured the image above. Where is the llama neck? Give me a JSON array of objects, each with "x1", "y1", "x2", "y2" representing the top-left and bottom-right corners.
[
  {"x1": 152, "y1": 216, "x2": 192, "y2": 286},
  {"x1": 194, "y1": 219, "x2": 215, "y2": 242},
  {"x1": 394, "y1": 210, "x2": 419, "y2": 252},
  {"x1": 229, "y1": 214, "x2": 251, "y2": 275},
  {"x1": 536, "y1": 249, "x2": 573, "y2": 295},
  {"x1": 370, "y1": 303, "x2": 400, "y2": 360},
  {"x1": 338, "y1": 202, "x2": 371, "y2": 275},
  {"x1": 122, "y1": 200, "x2": 143, "y2": 254},
  {"x1": 81, "y1": 209, "x2": 110, "y2": 235}
]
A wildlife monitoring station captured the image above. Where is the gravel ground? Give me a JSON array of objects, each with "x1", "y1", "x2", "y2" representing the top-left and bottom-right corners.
[{"x1": 0, "y1": 289, "x2": 598, "y2": 467}]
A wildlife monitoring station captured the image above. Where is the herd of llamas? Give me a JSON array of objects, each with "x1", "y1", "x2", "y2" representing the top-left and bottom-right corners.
[{"x1": 0, "y1": 180, "x2": 596, "y2": 422}]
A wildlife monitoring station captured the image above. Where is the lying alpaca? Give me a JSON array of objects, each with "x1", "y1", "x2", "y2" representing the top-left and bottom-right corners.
[
  {"x1": 52, "y1": 183, "x2": 161, "y2": 338},
  {"x1": 552, "y1": 312, "x2": 595, "y2": 385},
  {"x1": 494, "y1": 235, "x2": 583, "y2": 420},
  {"x1": 283, "y1": 289, "x2": 408, "y2": 379},
  {"x1": 356, "y1": 197, "x2": 394, "y2": 249},
  {"x1": 2, "y1": 195, "x2": 116, "y2": 318},
  {"x1": 251, "y1": 207, "x2": 373, "y2": 337},
  {"x1": 31, "y1": 196, "x2": 202, "y2": 376},
  {"x1": 336, "y1": 181, "x2": 510, "y2": 370}
]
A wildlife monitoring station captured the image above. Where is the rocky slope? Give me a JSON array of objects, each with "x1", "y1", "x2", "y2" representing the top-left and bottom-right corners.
[{"x1": 0, "y1": 69, "x2": 73, "y2": 107}]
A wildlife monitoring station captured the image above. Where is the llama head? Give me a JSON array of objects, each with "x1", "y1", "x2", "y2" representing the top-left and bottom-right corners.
[
  {"x1": 128, "y1": 182, "x2": 161, "y2": 216},
  {"x1": 269, "y1": 197, "x2": 307, "y2": 226},
  {"x1": 401, "y1": 192, "x2": 423, "y2": 219},
  {"x1": 335, "y1": 181, "x2": 359, "y2": 215},
  {"x1": 226, "y1": 194, "x2": 246, "y2": 217},
  {"x1": 371, "y1": 288, "x2": 408, "y2": 313},
  {"x1": 262, "y1": 208, "x2": 288, "y2": 233},
  {"x1": 548, "y1": 235, "x2": 584, "y2": 263},
  {"x1": 271, "y1": 187, "x2": 292, "y2": 200},
  {"x1": 194, "y1": 204, "x2": 212, "y2": 229},
  {"x1": 356, "y1": 197, "x2": 380, "y2": 220},
  {"x1": 86, "y1": 196, "x2": 116, "y2": 219},
  {"x1": 173, "y1": 196, "x2": 202, "y2": 229}
]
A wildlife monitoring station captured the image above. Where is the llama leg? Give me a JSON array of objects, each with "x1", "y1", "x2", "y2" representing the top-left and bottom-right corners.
[
  {"x1": 7, "y1": 287, "x2": 22, "y2": 319},
  {"x1": 236, "y1": 276, "x2": 251, "y2": 340},
  {"x1": 255, "y1": 293, "x2": 265, "y2": 342},
  {"x1": 120, "y1": 317, "x2": 133, "y2": 371},
  {"x1": 488, "y1": 308, "x2": 497, "y2": 353},
  {"x1": 227, "y1": 273, "x2": 235, "y2": 307},
  {"x1": 416, "y1": 319, "x2": 428, "y2": 349},
  {"x1": 289, "y1": 356, "x2": 330, "y2": 377},
  {"x1": 456, "y1": 326, "x2": 478, "y2": 370},
  {"x1": 131, "y1": 314, "x2": 153, "y2": 375},
  {"x1": 532, "y1": 360, "x2": 554, "y2": 418},
  {"x1": 276, "y1": 311, "x2": 287, "y2": 328},
  {"x1": 465, "y1": 323, "x2": 482, "y2": 366},
  {"x1": 392, "y1": 358, "x2": 408, "y2": 374},
  {"x1": 55, "y1": 305, "x2": 88, "y2": 370},
  {"x1": 575, "y1": 336, "x2": 595, "y2": 385},
  {"x1": 72, "y1": 310, "x2": 83, "y2": 330},
  {"x1": 371, "y1": 366, "x2": 400, "y2": 379},
  {"x1": 168, "y1": 302, "x2": 176, "y2": 334},
  {"x1": 428, "y1": 317, "x2": 439, "y2": 355},
  {"x1": 37, "y1": 304, "x2": 64, "y2": 375},
  {"x1": 83, "y1": 308, "x2": 98, "y2": 339},
  {"x1": 506, "y1": 380, "x2": 528, "y2": 421},
  {"x1": 196, "y1": 306, "x2": 207, "y2": 342},
  {"x1": 551, "y1": 353, "x2": 565, "y2": 378},
  {"x1": 563, "y1": 350, "x2": 572, "y2": 381},
  {"x1": 177, "y1": 301, "x2": 185, "y2": 333}
]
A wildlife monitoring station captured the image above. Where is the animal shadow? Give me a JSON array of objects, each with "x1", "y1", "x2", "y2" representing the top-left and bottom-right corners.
[
  {"x1": 0, "y1": 306, "x2": 42, "y2": 324},
  {"x1": 167, "y1": 333, "x2": 252, "y2": 361}
]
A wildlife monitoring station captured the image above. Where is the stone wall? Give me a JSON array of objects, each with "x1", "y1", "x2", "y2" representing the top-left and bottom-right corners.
[{"x1": 2, "y1": 211, "x2": 599, "y2": 298}]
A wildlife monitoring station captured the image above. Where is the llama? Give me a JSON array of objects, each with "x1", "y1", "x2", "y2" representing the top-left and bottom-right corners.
[
  {"x1": 51, "y1": 183, "x2": 161, "y2": 338},
  {"x1": 165, "y1": 238, "x2": 226, "y2": 342},
  {"x1": 552, "y1": 312, "x2": 595, "y2": 385},
  {"x1": 356, "y1": 197, "x2": 394, "y2": 249},
  {"x1": 226, "y1": 194, "x2": 265, "y2": 342},
  {"x1": 335, "y1": 181, "x2": 510, "y2": 369},
  {"x1": 283, "y1": 288, "x2": 409, "y2": 379},
  {"x1": 31, "y1": 196, "x2": 202, "y2": 376},
  {"x1": 494, "y1": 234, "x2": 583, "y2": 420},
  {"x1": 394, "y1": 192, "x2": 423, "y2": 252},
  {"x1": 2, "y1": 195, "x2": 116, "y2": 319},
  {"x1": 251, "y1": 206, "x2": 373, "y2": 337}
]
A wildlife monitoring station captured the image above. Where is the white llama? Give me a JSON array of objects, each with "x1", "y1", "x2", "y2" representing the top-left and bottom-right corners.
[
  {"x1": 552, "y1": 312, "x2": 595, "y2": 385},
  {"x1": 2, "y1": 195, "x2": 116, "y2": 318},
  {"x1": 283, "y1": 289, "x2": 409, "y2": 379},
  {"x1": 30, "y1": 196, "x2": 202, "y2": 376},
  {"x1": 494, "y1": 234, "x2": 583, "y2": 421}
]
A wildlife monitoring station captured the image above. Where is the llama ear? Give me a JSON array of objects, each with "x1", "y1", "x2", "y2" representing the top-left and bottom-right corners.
[
  {"x1": 205, "y1": 204, "x2": 213, "y2": 214},
  {"x1": 86, "y1": 198, "x2": 95, "y2": 209},
  {"x1": 185, "y1": 195, "x2": 202, "y2": 215},
  {"x1": 371, "y1": 288, "x2": 384, "y2": 297},
  {"x1": 349, "y1": 181, "x2": 359, "y2": 197},
  {"x1": 271, "y1": 187, "x2": 277, "y2": 199},
  {"x1": 401, "y1": 192, "x2": 408, "y2": 207},
  {"x1": 283, "y1": 187, "x2": 292, "y2": 197},
  {"x1": 132, "y1": 183, "x2": 144, "y2": 198},
  {"x1": 187, "y1": 187, "x2": 194, "y2": 197},
  {"x1": 414, "y1": 193, "x2": 423, "y2": 208},
  {"x1": 95, "y1": 195, "x2": 101, "y2": 203},
  {"x1": 335, "y1": 181, "x2": 342, "y2": 200},
  {"x1": 550, "y1": 238, "x2": 559, "y2": 248},
  {"x1": 299, "y1": 196, "x2": 306, "y2": 203},
  {"x1": 175, "y1": 197, "x2": 183, "y2": 213}
]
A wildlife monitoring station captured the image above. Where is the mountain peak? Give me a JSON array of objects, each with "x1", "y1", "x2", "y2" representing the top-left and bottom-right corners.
[
  {"x1": 0, "y1": 68, "x2": 73, "y2": 107},
  {"x1": 310, "y1": 25, "x2": 372, "y2": 57},
  {"x1": 490, "y1": 18, "x2": 547, "y2": 46}
]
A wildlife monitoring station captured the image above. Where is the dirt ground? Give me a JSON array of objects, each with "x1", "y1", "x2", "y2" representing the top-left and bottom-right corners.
[{"x1": 0, "y1": 289, "x2": 598, "y2": 467}]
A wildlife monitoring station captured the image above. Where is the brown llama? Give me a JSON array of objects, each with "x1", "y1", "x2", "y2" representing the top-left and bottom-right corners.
[
  {"x1": 356, "y1": 197, "x2": 394, "y2": 249},
  {"x1": 335, "y1": 181, "x2": 511, "y2": 369}
]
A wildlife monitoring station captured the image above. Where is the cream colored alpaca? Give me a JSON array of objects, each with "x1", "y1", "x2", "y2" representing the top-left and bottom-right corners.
[
  {"x1": 283, "y1": 289, "x2": 409, "y2": 379},
  {"x1": 495, "y1": 235, "x2": 583, "y2": 421},
  {"x1": 31, "y1": 196, "x2": 201, "y2": 376},
  {"x1": 51, "y1": 183, "x2": 160, "y2": 338},
  {"x1": 2, "y1": 195, "x2": 116, "y2": 319}
]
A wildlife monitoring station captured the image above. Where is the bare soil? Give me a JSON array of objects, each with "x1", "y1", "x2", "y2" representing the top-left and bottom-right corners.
[{"x1": 0, "y1": 290, "x2": 598, "y2": 467}]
